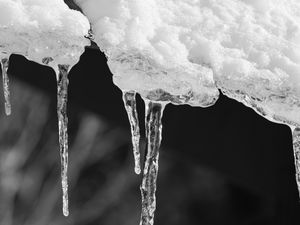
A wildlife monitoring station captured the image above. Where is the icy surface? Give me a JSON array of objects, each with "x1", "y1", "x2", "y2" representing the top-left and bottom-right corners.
[
  {"x1": 76, "y1": 0, "x2": 300, "y2": 125},
  {"x1": 122, "y1": 91, "x2": 141, "y2": 175},
  {"x1": 0, "y1": 0, "x2": 90, "y2": 66},
  {"x1": 140, "y1": 100, "x2": 165, "y2": 225}
]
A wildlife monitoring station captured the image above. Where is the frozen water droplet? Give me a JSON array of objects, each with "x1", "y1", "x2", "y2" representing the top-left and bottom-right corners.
[
  {"x1": 291, "y1": 126, "x2": 300, "y2": 197},
  {"x1": 140, "y1": 99, "x2": 166, "y2": 225},
  {"x1": 122, "y1": 91, "x2": 141, "y2": 174},
  {"x1": 0, "y1": 58, "x2": 11, "y2": 116},
  {"x1": 56, "y1": 64, "x2": 70, "y2": 217}
]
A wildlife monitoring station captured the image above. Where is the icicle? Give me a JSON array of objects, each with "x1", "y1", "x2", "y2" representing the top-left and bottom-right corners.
[
  {"x1": 0, "y1": 58, "x2": 11, "y2": 115},
  {"x1": 140, "y1": 100, "x2": 166, "y2": 225},
  {"x1": 122, "y1": 91, "x2": 141, "y2": 174},
  {"x1": 291, "y1": 126, "x2": 300, "y2": 197},
  {"x1": 56, "y1": 64, "x2": 70, "y2": 217}
]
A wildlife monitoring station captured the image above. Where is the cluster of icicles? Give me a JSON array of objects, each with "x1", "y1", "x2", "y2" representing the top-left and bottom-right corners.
[
  {"x1": 0, "y1": 56, "x2": 166, "y2": 225},
  {"x1": 0, "y1": 56, "x2": 70, "y2": 217},
  {"x1": 1, "y1": 57, "x2": 300, "y2": 225}
]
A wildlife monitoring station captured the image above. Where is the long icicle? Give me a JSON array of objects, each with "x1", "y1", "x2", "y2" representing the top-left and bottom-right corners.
[
  {"x1": 122, "y1": 91, "x2": 141, "y2": 174},
  {"x1": 0, "y1": 58, "x2": 11, "y2": 115},
  {"x1": 140, "y1": 100, "x2": 166, "y2": 225},
  {"x1": 291, "y1": 126, "x2": 300, "y2": 197},
  {"x1": 56, "y1": 64, "x2": 70, "y2": 217}
]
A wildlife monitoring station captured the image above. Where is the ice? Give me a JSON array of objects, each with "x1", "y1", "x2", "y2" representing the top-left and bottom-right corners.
[
  {"x1": 140, "y1": 99, "x2": 166, "y2": 225},
  {"x1": 56, "y1": 64, "x2": 70, "y2": 217},
  {"x1": 291, "y1": 126, "x2": 300, "y2": 196},
  {"x1": 0, "y1": 57, "x2": 11, "y2": 115},
  {"x1": 0, "y1": 0, "x2": 299, "y2": 222},
  {"x1": 122, "y1": 91, "x2": 141, "y2": 175}
]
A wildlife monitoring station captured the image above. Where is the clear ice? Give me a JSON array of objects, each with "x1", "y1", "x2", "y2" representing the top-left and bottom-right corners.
[
  {"x1": 56, "y1": 64, "x2": 70, "y2": 217},
  {"x1": 291, "y1": 126, "x2": 300, "y2": 197},
  {"x1": 140, "y1": 100, "x2": 166, "y2": 225},
  {"x1": 0, "y1": 58, "x2": 11, "y2": 116},
  {"x1": 122, "y1": 91, "x2": 141, "y2": 174}
]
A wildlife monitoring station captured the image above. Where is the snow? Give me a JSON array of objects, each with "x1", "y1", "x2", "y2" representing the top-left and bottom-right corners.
[
  {"x1": 75, "y1": 0, "x2": 219, "y2": 107},
  {"x1": 0, "y1": 0, "x2": 90, "y2": 66},
  {"x1": 76, "y1": 0, "x2": 300, "y2": 125}
]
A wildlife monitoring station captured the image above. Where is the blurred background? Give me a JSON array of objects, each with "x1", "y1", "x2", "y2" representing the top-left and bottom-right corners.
[{"x1": 0, "y1": 46, "x2": 299, "y2": 225}]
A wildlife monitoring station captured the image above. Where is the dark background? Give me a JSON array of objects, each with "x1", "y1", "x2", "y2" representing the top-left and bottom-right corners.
[{"x1": 0, "y1": 47, "x2": 299, "y2": 225}]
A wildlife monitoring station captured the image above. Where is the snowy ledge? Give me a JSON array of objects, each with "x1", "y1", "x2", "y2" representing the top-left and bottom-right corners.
[
  {"x1": 64, "y1": 1, "x2": 300, "y2": 225},
  {"x1": 75, "y1": 0, "x2": 300, "y2": 127}
]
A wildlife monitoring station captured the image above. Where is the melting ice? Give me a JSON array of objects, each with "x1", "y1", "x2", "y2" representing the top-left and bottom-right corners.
[
  {"x1": 122, "y1": 91, "x2": 141, "y2": 175},
  {"x1": 56, "y1": 64, "x2": 70, "y2": 217},
  {"x1": 140, "y1": 99, "x2": 166, "y2": 225},
  {"x1": 292, "y1": 126, "x2": 300, "y2": 197},
  {"x1": 0, "y1": 0, "x2": 90, "y2": 216},
  {"x1": 0, "y1": 57, "x2": 11, "y2": 115}
]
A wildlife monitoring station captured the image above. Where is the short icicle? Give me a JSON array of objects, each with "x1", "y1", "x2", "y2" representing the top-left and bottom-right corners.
[
  {"x1": 122, "y1": 91, "x2": 141, "y2": 174},
  {"x1": 0, "y1": 58, "x2": 11, "y2": 115},
  {"x1": 56, "y1": 64, "x2": 70, "y2": 217},
  {"x1": 140, "y1": 100, "x2": 166, "y2": 225},
  {"x1": 291, "y1": 126, "x2": 300, "y2": 197}
]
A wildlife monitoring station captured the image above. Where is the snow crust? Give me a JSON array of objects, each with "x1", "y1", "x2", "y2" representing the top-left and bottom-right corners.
[
  {"x1": 0, "y1": 0, "x2": 90, "y2": 66},
  {"x1": 76, "y1": 0, "x2": 300, "y2": 125}
]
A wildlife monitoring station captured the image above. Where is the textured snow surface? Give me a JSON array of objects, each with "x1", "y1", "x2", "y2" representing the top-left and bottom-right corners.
[
  {"x1": 76, "y1": 0, "x2": 300, "y2": 125},
  {"x1": 0, "y1": 0, "x2": 90, "y2": 66}
]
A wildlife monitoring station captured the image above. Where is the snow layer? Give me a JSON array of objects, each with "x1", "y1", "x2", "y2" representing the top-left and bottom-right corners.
[
  {"x1": 0, "y1": 0, "x2": 90, "y2": 66},
  {"x1": 75, "y1": 0, "x2": 220, "y2": 107},
  {"x1": 76, "y1": 0, "x2": 300, "y2": 125}
]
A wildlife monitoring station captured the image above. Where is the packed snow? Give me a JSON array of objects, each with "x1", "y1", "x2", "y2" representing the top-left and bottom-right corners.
[
  {"x1": 76, "y1": 0, "x2": 300, "y2": 126},
  {"x1": 0, "y1": 0, "x2": 90, "y2": 66}
]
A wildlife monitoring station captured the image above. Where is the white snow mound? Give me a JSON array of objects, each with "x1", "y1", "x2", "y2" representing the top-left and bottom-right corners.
[
  {"x1": 0, "y1": 0, "x2": 90, "y2": 66},
  {"x1": 76, "y1": 0, "x2": 300, "y2": 126}
]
